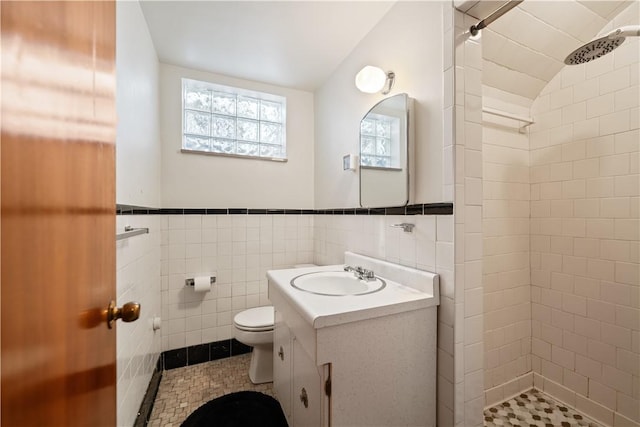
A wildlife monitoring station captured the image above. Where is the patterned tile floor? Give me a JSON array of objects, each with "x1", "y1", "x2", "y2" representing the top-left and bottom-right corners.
[
  {"x1": 484, "y1": 389, "x2": 601, "y2": 427},
  {"x1": 148, "y1": 354, "x2": 274, "y2": 427},
  {"x1": 150, "y1": 360, "x2": 600, "y2": 427}
]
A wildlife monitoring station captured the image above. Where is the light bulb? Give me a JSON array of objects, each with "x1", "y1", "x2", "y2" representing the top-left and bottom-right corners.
[{"x1": 355, "y1": 66, "x2": 387, "y2": 93}]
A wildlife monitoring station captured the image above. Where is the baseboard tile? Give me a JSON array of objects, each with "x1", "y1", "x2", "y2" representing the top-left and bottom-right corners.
[
  {"x1": 535, "y1": 374, "x2": 640, "y2": 427},
  {"x1": 484, "y1": 371, "x2": 534, "y2": 408},
  {"x1": 134, "y1": 355, "x2": 163, "y2": 427}
]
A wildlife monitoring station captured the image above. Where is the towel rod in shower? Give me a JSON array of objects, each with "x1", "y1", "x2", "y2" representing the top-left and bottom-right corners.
[
  {"x1": 116, "y1": 226, "x2": 149, "y2": 241},
  {"x1": 482, "y1": 106, "x2": 534, "y2": 132}
]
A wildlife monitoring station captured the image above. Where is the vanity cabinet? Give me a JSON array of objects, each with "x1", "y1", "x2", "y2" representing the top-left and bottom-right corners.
[
  {"x1": 274, "y1": 309, "x2": 327, "y2": 427},
  {"x1": 292, "y1": 339, "x2": 323, "y2": 427},
  {"x1": 268, "y1": 255, "x2": 439, "y2": 427},
  {"x1": 273, "y1": 310, "x2": 293, "y2": 420}
]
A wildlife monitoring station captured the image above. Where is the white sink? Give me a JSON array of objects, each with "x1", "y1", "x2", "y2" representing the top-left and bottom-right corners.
[
  {"x1": 290, "y1": 271, "x2": 386, "y2": 296},
  {"x1": 267, "y1": 252, "x2": 440, "y2": 329}
]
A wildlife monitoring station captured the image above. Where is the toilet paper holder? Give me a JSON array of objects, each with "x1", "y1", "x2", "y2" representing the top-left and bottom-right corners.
[{"x1": 185, "y1": 276, "x2": 216, "y2": 287}]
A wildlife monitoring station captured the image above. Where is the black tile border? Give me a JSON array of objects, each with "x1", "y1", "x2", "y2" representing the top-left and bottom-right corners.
[
  {"x1": 159, "y1": 338, "x2": 252, "y2": 371},
  {"x1": 117, "y1": 203, "x2": 453, "y2": 216},
  {"x1": 133, "y1": 355, "x2": 163, "y2": 427}
]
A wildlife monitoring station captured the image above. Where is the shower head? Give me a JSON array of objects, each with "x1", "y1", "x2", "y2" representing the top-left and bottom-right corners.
[{"x1": 564, "y1": 25, "x2": 640, "y2": 65}]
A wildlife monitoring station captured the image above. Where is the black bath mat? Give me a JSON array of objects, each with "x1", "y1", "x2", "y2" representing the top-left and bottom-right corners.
[{"x1": 181, "y1": 391, "x2": 288, "y2": 427}]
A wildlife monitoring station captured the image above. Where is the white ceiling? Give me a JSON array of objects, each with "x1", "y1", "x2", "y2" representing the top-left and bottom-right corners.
[
  {"x1": 139, "y1": 1, "x2": 395, "y2": 91},
  {"x1": 458, "y1": 0, "x2": 635, "y2": 100},
  {"x1": 140, "y1": 1, "x2": 635, "y2": 100}
]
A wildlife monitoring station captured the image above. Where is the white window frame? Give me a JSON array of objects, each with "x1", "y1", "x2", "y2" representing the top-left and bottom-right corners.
[{"x1": 181, "y1": 78, "x2": 287, "y2": 161}]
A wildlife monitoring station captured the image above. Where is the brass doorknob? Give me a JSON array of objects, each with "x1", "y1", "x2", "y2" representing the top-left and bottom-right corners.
[{"x1": 106, "y1": 300, "x2": 140, "y2": 329}]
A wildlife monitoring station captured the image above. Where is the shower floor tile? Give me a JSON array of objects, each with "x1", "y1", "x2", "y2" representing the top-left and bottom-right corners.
[
  {"x1": 148, "y1": 354, "x2": 274, "y2": 427},
  {"x1": 484, "y1": 389, "x2": 601, "y2": 427}
]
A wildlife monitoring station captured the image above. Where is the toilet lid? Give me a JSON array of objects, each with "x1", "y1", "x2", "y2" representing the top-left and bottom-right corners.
[{"x1": 234, "y1": 306, "x2": 274, "y2": 331}]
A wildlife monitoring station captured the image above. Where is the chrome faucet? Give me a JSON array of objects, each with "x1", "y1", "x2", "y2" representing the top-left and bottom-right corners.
[{"x1": 344, "y1": 265, "x2": 376, "y2": 282}]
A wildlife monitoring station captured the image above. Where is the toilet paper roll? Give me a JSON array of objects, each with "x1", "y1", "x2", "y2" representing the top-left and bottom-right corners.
[
  {"x1": 152, "y1": 316, "x2": 161, "y2": 331},
  {"x1": 193, "y1": 276, "x2": 211, "y2": 293}
]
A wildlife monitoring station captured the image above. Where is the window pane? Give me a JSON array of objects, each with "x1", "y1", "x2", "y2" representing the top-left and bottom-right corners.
[
  {"x1": 237, "y1": 142, "x2": 259, "y2": 156},
  {"x1": 361, "y1": 119, "x2": 375, "y2": 135},
  {"x1": 260, "y1": 122, "x2": 281, "y2": 144},
  {"x1": 361, "y1": 155, "x2": 373, "y2": 166},
  {"x1": 237, "y1": 96, "x2": 259, "y2": 119},
  {"x1": 376, "y1": 138, "x2": 390, "y2": 155},
  {"x1": 185, "y1": 110, "x2": 211, "y2": 136},
  {"x1": 212, "y1": 92, "x2": 236, "y2": 115},
  {"x1": 182, "y1": 78, "x2": 286, "y2": 160},
  {"x1": 184, "y1": 135, "x2": 210, "y2": 151},
  {"x1": 184, "y1": 87, "x2": 211, "y2": 112},
  {"x1": 374, "y1": 156, "x2": 389, "y2": 167},
  {"x1": 211, "y1": 138, "x2": 235, "y2": 154},
  {"x1": 212, "y1": 115, "x2": 236, "y2": 139},
  {"x1": 259, "y1": 144, "x2": 278, "y2": 158},
  {"x1": 376, "y1": 120, "x2": 391, "y2": 138},
  {"x1": 237, "y1": 118, "x2": 259, "y2": 142},
  {"x1": 361, "y1": 137, "x2": 375, "y2": 154},
  {"x1": 260, "y1": 100, "x2": 282, "y2": 122}
]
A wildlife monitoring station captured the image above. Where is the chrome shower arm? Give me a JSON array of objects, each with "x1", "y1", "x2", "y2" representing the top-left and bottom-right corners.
[{"x1": 469, "y1": 0, "x2": 524, "y2": 36}]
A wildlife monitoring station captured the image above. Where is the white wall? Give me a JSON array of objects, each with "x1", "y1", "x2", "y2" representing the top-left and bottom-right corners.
[
  {"x1": 160, "y1": 63, "x2": 315, "y2": 209},
  {"x1": 116, "y1": 0, "x2": 161, "y2": 208},
  {"x1": 115, "y1": 2, "x2": 162, "y2": 425},
  {"x1": 314, "y1": 1, "x2": 444, "y2": 209}
]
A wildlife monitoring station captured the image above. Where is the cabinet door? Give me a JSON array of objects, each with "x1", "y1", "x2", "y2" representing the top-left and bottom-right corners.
[
  {"x1": 273, "y1": 310, "x2": 292, "y2": 422},
  {"x1": 292, "y1": 339, "x2": 322, "y2": 427}
]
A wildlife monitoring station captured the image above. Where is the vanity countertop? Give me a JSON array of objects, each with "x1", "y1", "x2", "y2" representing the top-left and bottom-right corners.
[{"x1": 267, "y1": 264, "x2": 439, "y2": 329}]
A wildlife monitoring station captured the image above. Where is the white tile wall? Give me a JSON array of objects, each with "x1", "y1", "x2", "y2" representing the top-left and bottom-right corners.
[
  {"x1": 160, "y1": 214, "x2": 313, "y2": 350},
  {"x1": 528, "y1": 2, "x2": 639, "y2": 423},
  {"x1": 312, "y1": 212, "x2": 456, "y2": 422},
  {"x1": 116, "y1": 215, "x2": 162, "y2": 427},
  {"x1": 451, "y1": 9, "x2": 485, "y2": 427},
  {"x1": 483, "y1": 91, "x2": 532, "y2": 405}
]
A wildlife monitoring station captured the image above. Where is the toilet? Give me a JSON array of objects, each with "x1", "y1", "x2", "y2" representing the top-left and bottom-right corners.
[
  {"x1": 233, "y1": 306, "x2": 275, "y2": 384},
  {"x1": 233, "y1": 264, "x2": 316, "y2": 384}
]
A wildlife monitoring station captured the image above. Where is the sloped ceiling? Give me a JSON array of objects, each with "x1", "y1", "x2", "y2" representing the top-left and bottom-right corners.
[
  {"x1": 139, "y1": 1, "x2": 395, "y2": 91},
  {"x1": 141, "y1": 0, "x2": 634, "y2": 99},
  {"x1": 458, "y1": 0, "x2": 634, "y2": 101}
]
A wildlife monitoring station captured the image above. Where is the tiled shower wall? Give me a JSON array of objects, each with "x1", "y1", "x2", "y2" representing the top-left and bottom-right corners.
[
  {"x1": 116, "y1": 215, "x2": 162, "y2": 426},
  {"x1": 528, "y1": 3, "x2": 639, "y2": 426},
  {"x1": 482, "y1": 87, "x2": 532, "y2": 404},
  {"x1": 160, "y1": 214, "x2": 313, "y2": 351},
  {"x1": 451, "y1": 9, "x2": 485, "y2": 427}
]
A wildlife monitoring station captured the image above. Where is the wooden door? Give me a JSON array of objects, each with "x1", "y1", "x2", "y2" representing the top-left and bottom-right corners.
[{"x1": 1, "y1": 1, "x2": 117, "y2": 426}]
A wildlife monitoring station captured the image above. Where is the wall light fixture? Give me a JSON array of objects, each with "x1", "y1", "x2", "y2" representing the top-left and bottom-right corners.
[{"x1": 355, "y1": 66, "x2": 395, "y2": 95}]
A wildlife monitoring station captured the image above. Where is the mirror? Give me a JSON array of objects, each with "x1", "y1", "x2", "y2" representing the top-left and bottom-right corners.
[{"x1": 359, "y1": 93, "x2": 413, "y2": 208}]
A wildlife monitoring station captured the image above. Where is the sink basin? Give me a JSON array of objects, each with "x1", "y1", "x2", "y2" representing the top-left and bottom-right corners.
[{"x1": 290, "y1": 271, "x2": 386, "y2": 296}]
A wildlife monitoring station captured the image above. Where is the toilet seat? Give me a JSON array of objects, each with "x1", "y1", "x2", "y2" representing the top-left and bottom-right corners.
[{"x1": 234, "y1": 306, "x2": 274, "y2": 332}]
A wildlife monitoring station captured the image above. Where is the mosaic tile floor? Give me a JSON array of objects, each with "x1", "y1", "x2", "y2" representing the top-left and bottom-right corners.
[
  {"x1": 148, "y1": 354, "x2": 274, "y2": 427},
  {"x1": 484, "y1": 389, "x2": 601, "y2": 427}
]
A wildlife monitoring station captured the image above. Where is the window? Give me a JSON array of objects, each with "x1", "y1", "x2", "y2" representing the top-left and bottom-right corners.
[
  {"x1": 182, "y1": 78, "x2": 287, "y2": 160},
  {"x1": 359, "y1": 114, "x2": 401, "y2": 169}
]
